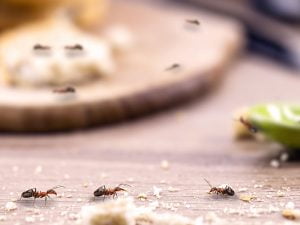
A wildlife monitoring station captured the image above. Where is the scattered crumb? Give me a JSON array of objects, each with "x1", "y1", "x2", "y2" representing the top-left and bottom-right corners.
[
  {"x1": 238, "y1": 188, "x2": 248, "y2": 192},
  {"x1": 5, "y1": 201, "x2": 17, "y2": 211},
  {"x1": 66, "y1": 194, "x2": 73, "y2": 198},
  {"x1": 80, "y1": 198, "x2": 199, "y2": 225},
  {"x1": 160, "y1": 160, "x2": 170, "y2": 170},
  {"x1": 282, "y1": 209, "x2": 300, "y2": 220},
  {"x1": 160, "y1": 180, "x2": 167, "y2": 184},
  {"x1": 68, "y1": 213, "x2": 79, "y2": 221},
  {"x1": 268, "y1": 205, "x2": 280, "y2": 213},
  {"x1": 254, "y1": 184, "x2": 263, "y2": 188},
  {"x1": 183, "y1": 202, "x2": 191, "y2": 209},
  {"x1": 276, "y1": 190, "x2": 285, "y2": 197},
  {"x1": 270, "y1": 159, "x2": 280, "y2": 168},
  {"x1": 153, "y1": 186, "x2": 162, "y2": 199},
  {"x1": 286, "y1": 202, "x2": 295, "y2": 209},
  {"x1": 137, "y1": 193, "x2": 148, "y2": 201},
  {"x1": 239, "y1": 194, "x2": 257, "y2": 202},
  {"x1": 101, "y1": 173, "x2": 108, "y2": 179},
  {"x1": 160, "y1": 202, "x2": 178, "y2": 212},
  {"x1": 282, "y1": 186, "x2": 291, "y2": 192},
  {"x1": 25, "y1": 216, "x2": 35, "y2": 223},
  {"x1": 204, "y1": 212, "x2": 222, "y2": 224},
  {"x1": 0, "y1": 215, "x2": 7, "y2": 221},
  {"x1": 167, "y1": 187, "x2": 180, "y2": 192},
  {"x1": 149, "y1": 201, "x2": 160, "y2": 210},
  {"x1": 83, "y1": 183, "x2": 89, "y2": 188},
  {"x1": 34, "y1": 165, "x2": 43, "y2": 174},
  {"x1": 280, "y1": 152, "x2": 289, "y2": 162},
  {"x1": 126, "y1": 178, "x2": 134, "y2": 183},
  {"x1": 60, "y1": 211, "x2": 68, "y2": 217},
  {"x1": 77, "y1": 198, "x2": 83, "y2": 202}
]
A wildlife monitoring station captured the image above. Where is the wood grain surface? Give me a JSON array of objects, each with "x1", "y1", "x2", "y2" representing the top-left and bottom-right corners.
[
  {"x1": 0, "y1": 54, "x2": 300, "y2": 224},
  {"x1": 0, "y1": 0, "x2": 242, "y2": 132}
]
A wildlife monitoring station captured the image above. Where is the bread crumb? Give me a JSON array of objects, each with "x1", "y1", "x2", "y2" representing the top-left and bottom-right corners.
[
  {"x1": 167, "y1": 187, "x2": 180, "y2": 192},
  {"x1": 5, "y1": 201, "x2": 17, "y2": 211},
  {"x1": 137, "y1": 193, "x2": 148, "y2": 201},
  {"x1": 153, "y1": 186, "x2": 162, "y2": 199},
  {"x1": 80, "y1": 198, "x2": 198, "y2": 225},
  {"x1": 25, "y1": 216, "x2": 35, "y2": 223},
  {"x1": 286, "y1": 202, "x2": 295, "y2": 209},
  {"x1": 204, "y1": 212, "x2": 221, "y2": 224},
  {"x1": 126, "y1": 178, "x2": 134, "y2": 183},
  {"x1": 276, "y1": 190, "x2": 285, "y2": 197},
  {"x1": 238, "y1": 188, "x2": 248, "y2": 192},
  {"x1": 101, "y1": 173, "x2": 108, "y2": 179},
  {"x1": 68, "y1": 213, "x2": 79, "y2": 221},
  {"x1": 239, "y1": 194, "x2": 257, "y2": 202},
  {"x1": 160, "y1": 160, "x2": 170, "y2": 170},
  {"x1": 270, "y1": 159, "x2": 280, "y2": 168},
  {"x1": 34, "y1": 165, "x2": 43, "y2": 174},
  {"x1": 282, "y1": 209, "x2": 300, "y2": 220},
  {"x1": 0, "y1": 215, "x2": 7, "y2": 221}
]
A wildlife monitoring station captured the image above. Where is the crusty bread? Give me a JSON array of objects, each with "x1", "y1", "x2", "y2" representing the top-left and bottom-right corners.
[
  {"x1": 0, "y1": 17, "x2": 115, "y2": 87},
  {"x1": 0, "y1": 0, "x2": 107, "y2": 30}
]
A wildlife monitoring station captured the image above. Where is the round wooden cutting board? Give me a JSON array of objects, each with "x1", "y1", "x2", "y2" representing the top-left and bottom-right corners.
[{"x1": 0, "y1": 0, "x2": 243, "y2": 132}]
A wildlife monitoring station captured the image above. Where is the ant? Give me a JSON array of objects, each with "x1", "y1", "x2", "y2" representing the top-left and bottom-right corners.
[
  {"x1": 65, "y1": 44, "x2": 84, "y2": 51},
  {"x1": 33, "y1": 44, "x2": 51, "y2": 50},
  {"x1": 238, "y1": 117, "x2": 258, "y2": 133},
  {"x1": 53, "y1": 86, "x2": 76, "y2": 94},
  {"x1": 94, "y1": 184, "x2": 131, "y2": 199},
  {"x1": 165, "y1": 63, "x2": 180, "y2": 71},
  {"x1": 20, "y1": 185, "x2": 64, "y2": 205},
  {"x1": 185, "y1": 19, "x2": 200, "y2": 26},
  {"x1": 204, "y1": 178, "x2": 235, "y2": 196}
]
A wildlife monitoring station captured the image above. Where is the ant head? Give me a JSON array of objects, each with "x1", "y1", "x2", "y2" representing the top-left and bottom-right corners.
[
  {"x1": 225, "y1": 186, "x2": 235, "y2": 196},
  {"x1": 46, "y1": 185, "x2": 64, "y2": 195},
  {"x1": 94, "y1": 186, "x2": 105, "y2": 197},
  {"x1": 47, "y1": 189, "x2": 57, "y2": 195},
  {"x1": 21, "y1": 189, "x2": 35, "y2": 198},
  {"x1": 115, "y1": 187, "x2": 127, "y2": 192}
]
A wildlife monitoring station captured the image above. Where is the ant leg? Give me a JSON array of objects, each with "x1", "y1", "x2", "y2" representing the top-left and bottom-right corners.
[
  {"x1": 45, "y1": 197, "x2": 47, "y2": 206},
  {"x1": 33, "y1": 197, "x2": 36, "y2": 206}
]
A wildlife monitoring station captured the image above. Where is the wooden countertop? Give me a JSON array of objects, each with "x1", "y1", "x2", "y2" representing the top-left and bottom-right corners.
[{"x1": 0, "y1": 54, "x2": 300, "y2": 224}]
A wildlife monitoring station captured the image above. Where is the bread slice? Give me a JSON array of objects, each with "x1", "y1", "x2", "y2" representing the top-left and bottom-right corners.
[{"x1": 0, "y1": 17, "x2": 115, "y2": 87}]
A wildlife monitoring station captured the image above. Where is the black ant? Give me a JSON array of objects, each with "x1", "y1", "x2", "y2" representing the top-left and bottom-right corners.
[
  {"x1": 33, "y1": 44, "x2": 51, "y2": 50},
  {"x1": 165, "y1": 63, "x2": 180, "y2": 71},
  {"x1": 185, "y1": 19, "x2": 200, "y2": 26},
  {"x1": 204, "y1": 179, "x2": 235, "y2": 196},
  {"x1": 65, "y1": 44, "x2": 84, "y2": 51},
  {"x1": 20, "y1": 185, "x2": 64, "y2": 205},
  {"x1": 94, "y1": 184, "x2": 131, "y2": 199},
  {"x1": 238, "y1": 117, "x2": 258, "y2": 133},
  {"x1": 53, "y1": 86, "x2": 76, "y2": 94}
]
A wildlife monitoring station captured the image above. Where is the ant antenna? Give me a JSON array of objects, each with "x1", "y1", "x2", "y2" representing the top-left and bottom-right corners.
[
  {"x1": 203, "y1": 178, "x2": 213, "y2": 188},
  {"x1": 118, "y1": 184, "x2": 132, "y2": 188},
  {"x1": 50, "y1": 185, "x2": 65, "y2": 190}
]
